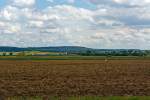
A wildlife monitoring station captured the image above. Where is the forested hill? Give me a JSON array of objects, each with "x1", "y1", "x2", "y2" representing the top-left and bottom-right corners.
[
  {"x1": 0, "y1": 46, "x2": 91, "y2": 52},
  {"x1": 0, "y1": 46, "x2": 148, "y2": 56}
]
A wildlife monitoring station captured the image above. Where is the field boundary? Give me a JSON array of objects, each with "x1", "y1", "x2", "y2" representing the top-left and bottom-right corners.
[{"x1": 0, "y1": 56, "x2": 150, "y2": 60}]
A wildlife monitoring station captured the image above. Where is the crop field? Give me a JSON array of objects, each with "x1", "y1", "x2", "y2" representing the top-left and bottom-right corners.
[{"x1": 0, "y1": 60, "x2": 149, "y2": 99}]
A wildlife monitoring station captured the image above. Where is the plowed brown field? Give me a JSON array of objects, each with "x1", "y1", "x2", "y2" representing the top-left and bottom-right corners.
[{"x1": 0, "y1": 60, "x2": 149, "y2": 96}]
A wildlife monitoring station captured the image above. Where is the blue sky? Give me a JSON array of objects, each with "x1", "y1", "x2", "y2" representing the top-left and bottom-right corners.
[
  {"x1": 0, "y1": 0, "x2": 6, "y2": 8},
  {"x1": 0, "y1": 0, "x2": 150, "y2": 49}
]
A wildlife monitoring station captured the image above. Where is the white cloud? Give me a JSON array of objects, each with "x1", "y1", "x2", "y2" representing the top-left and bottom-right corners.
[
  {"x1": 0, "y1": 6, "x2": 19, "y2": 20},
  {"x1": 28, "y1": 20, "x2": 44, "y2": 28},
  {"x1": 0, "y1": 1, "x2": 150, "y2": 49},
  {"x1": 113, "y1": 0, "x2": 150, "y2": 6},
  {"x1": 89, "y1": 0, "x2": 150, "y2": 6},
  {"x1": 11, "y1": 0, "x2": 35, "y2": 7}
]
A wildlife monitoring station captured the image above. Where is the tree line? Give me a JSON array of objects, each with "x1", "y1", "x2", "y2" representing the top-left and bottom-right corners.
[{"x1": 79, "y1": 50, "x2": 148, "y2": 56}]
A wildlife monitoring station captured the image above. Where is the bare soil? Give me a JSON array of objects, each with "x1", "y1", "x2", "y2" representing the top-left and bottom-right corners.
[{"x1": 0, "y1": 60, "x2": 149, "y2": 96}]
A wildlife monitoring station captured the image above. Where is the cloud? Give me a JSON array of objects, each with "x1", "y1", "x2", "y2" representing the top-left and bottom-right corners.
[
  {"x1": 0, "y1": 5, "x2": 94, "y2": 47},
  {"x1": 113, "y1": 0, "x2": 150, "y2": 6},
  {"x1": 10, "y1": 0, "x2": 35, "y2": 7},
  {"x1": 88, "y1": 0, "x2": 150, "y2": 7},
  {"x1": 0, "y1": 0, "x2": 150, "y2": 49}
]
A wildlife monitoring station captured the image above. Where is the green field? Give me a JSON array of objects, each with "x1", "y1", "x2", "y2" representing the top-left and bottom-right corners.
[
  {"x1": 0, "y1": 55, "x2": 150, "y2": 60},
  {"x1": 7, "y1": 96, "x2": 150, "y2": 100}
]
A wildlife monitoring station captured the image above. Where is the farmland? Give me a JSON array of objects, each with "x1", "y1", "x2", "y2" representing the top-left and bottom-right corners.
[
  {"x1": 0, "y1": 60, "x2": 149, "y2": 99},
  {"x1": 0, "y1": 55, "x2": 150, "y2": 60}
]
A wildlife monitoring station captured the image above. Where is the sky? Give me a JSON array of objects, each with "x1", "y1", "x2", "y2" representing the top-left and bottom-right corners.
[{"x1": 0, "y1": 0, "x2": 150, "y2": 49}]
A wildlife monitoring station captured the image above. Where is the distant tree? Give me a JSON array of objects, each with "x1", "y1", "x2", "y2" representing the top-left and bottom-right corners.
[
  {"x1": 86, "y1": 50, "x2": 92, "y2": 56},
  {"x1": 9, "y1": 52, "x2": 13, "y2": 56},
  {"x1": 2, "y1": 52, "x2": 6, "y2": 56}
]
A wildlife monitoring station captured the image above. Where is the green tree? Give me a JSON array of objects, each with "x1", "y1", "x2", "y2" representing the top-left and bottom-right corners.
[
  {"x1": 3, "y1": 52, "x2": 6, "y2": 56},
  {"x1": 86, "y1": 50, "x2": 92, "y2": 56},
  {"x1": 9, "y1": 52, "x2": 13, "y2": 56}
]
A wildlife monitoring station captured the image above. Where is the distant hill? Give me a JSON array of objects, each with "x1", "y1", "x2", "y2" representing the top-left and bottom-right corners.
[
  {"x1": 0, "y1": 46, "x2": 26, "y2": 52},
  {"x1": 0, "y1": 46, "x2": 91, "y2": 53},
  {"x1": 0, "y1": 46, "x2": 147, "y2": 56},
  {"x1": 27, "y1": 46, "x2": 92, "y2": 53}
]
